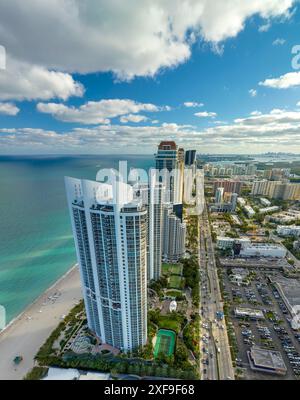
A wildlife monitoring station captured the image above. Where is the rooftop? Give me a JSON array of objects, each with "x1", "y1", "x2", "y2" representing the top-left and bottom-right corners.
[
  {"x1": 272, "y1": 276, "x2": 300, "y2": 309},
  {"x1": 158, "y1": 141, "x2": 177, "y2": 150},
  {"x1": 248, "y1": 346, "x2": 287, "y2": 374}
]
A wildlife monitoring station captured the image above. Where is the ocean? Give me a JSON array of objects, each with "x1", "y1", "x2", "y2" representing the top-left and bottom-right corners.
[{"x1": 0, "y1": 155, "x2": 154, "y2": 323}]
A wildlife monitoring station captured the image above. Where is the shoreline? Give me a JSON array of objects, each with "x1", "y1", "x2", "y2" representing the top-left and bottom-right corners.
[
  {"x1": 0, "y1": 263, "x2": 78, "y2": 336},
  {"x1": 0, "y1": 264, "x2": 82, "y2": 380}
]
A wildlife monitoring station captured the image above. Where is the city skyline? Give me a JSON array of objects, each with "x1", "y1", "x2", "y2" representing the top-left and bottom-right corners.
[{"x1": 1, "y1": 1, "x2": 300, "y2": 154}]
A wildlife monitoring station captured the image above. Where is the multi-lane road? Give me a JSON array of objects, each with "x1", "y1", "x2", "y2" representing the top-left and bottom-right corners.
[{"x1": 198, "y1": 204, "x2": 235, "y2": 380}]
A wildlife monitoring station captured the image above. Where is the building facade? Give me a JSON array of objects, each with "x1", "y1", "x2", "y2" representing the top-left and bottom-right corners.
[
  {"x1": 162, "y1": 203, "x2": 186, "y2": 262},
  {"x1": 134, "y1": 174, "x2": 163, "y2": 282},
  {"x1": 65, "y1": 177, "x2": 148, "y2": 352},
  {"x1": 252, "y1": 180, "x2": 300, "y2": 200},
  {"x1": 277, "y1": 225, "x2": 300, "y2": 237},
  {"x1": 213, "y1": 180, "x2": 243, "y2": 195},
  {"x1": 155, "y1": 141, "x2": 184, "y2": 204}
]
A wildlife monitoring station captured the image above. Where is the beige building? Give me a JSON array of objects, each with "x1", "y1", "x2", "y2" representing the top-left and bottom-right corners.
[{"x1": 251, "y1": 180, "x2": 300, "y2": 201}]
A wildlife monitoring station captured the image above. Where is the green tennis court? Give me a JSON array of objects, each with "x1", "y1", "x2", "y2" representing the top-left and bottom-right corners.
[{"x1": 154, "y1": 329, "x2": 176, "y2": 358}]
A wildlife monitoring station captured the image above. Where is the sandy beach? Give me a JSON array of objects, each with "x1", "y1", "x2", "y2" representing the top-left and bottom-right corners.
[{"x1": 0, "y1": 265, "x2": 82, "y2": 380}]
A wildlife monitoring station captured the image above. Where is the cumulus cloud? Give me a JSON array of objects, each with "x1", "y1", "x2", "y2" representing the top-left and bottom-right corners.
[
  {"x1": 194, "y1": 111, "x2": 217, "y2": 118},
  {"x1": 249, "y1": 89, "x2": 257, "y2": 97},
  {"x1": 184, "y1": 101, "x2": 204, "y2": 108},
  {"x1": 0, "y1": 57, "x2": 84, "y2": 101},
  {"x1": 2, "y1": 107, "x2": 300, "y2": 154},
  {"x1": 0, "y1": 0, "x2": 295, "y2": 80},
  {"x1": 37, "y1": 99, "x2": 162, "y2": 124},
  {"x1": 120, "y1": 114, "x2": 148, "y2": 123},
  {"x1": 0, "y1": 102, "x2": 19, "y2": 115},
  {"x1": 259, "y1": 71, "x2": 300, "y2": 89}
]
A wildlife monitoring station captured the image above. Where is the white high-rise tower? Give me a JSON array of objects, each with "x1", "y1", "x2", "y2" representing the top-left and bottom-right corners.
[{"x1": 65, "y1": 177, "x2": 147, "y2": 351}]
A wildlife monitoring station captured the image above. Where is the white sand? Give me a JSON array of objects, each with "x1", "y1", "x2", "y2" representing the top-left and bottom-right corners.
[{"x1": 0, "y1": 265, "x2": 82, "y2": 380}]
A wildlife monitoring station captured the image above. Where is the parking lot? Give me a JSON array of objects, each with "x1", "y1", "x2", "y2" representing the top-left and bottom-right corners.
[{"x1": 220, "y1": 269, "x2": 300, "y2": 380}]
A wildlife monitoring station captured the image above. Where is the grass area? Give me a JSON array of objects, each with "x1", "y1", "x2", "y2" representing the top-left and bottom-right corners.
[
  {"x1": 162, "y1": 263, "x2": 182, "y2": 276},
  {"x1": 156, "y1": 314, "x2": 183, "y2": 333},
  {"x1": 24, "y1": 367, "x2": 48, "y2": 380},
  {"x1": 168, "y1": 275, "x2": 182, "y2": 289},
  {"x1": 165, "y1": 289, "x2": 184, "y2": 299},
  {"x1": 153, "y1": 329, "x2": 176, "y2": 358}
]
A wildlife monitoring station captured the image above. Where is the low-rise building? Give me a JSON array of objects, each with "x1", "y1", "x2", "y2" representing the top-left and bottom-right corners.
[
  {"x1": 244, "y1": 205, "x2": 255, "y2": 217},
  {"x1": 216, "y1": 236, "x2": 251, "y2": 250},
  {"x1": 234, "y1": 307, "x2": 264, "y2": 320},
  {"x1": 43, "y1": 368, "x2": 112, "y2": 381},
  {"x1": 259, "y1": 206, "x2": 279, "y2": 214},
  {"x1": 260, "y1": 198, "x2": 271, "y2": 207},
  {"x1": 277, "y1": 225, "x2": 300, "y2": 237},
  {"x1": 239, "y1": 243, "x2": 286, "y2": 258},
  {"x1": 247, "y1": 346, "x2": 287, "y2": 376},
  {"x1": 268, "y1": 209, "x2": 300, "y2": 224}
]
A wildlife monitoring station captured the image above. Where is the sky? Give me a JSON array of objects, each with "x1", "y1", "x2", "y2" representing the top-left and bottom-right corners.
[{"x1": 1, "y1": 0, "x2": 300, "y2": 155}]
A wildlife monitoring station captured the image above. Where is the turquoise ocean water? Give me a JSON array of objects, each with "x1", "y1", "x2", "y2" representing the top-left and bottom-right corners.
[{"x1": 0, "y1": 155, "x2": 154, "y2": 323}]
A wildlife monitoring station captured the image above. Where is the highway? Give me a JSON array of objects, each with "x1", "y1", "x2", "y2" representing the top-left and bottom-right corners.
[{"x1": 198, "y1": 204, "x2": 235, "y2": 380}]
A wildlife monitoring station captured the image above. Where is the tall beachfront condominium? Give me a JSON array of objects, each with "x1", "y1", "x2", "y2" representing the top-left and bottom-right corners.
[
  {"x1": 132, "y1": 171, "x2": 164, "y2": 282},
  {"x1": 162, "y1": 204, "x2": 186, "y2": 263},
  {"x1": 155, "y1": 141, "x2": 184, "y2": 204},
  {"x1": 65, "y1": 177, "x2": 147, "y2": 352}
]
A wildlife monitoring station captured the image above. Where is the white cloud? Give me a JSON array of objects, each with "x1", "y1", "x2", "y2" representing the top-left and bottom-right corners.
[
  {"x1": 250, "y1": 110, "x2": 262, "y2": 116},
  {"x1": 0, "y1": 102, "x2": 19, "y2": 115},
  {"x1": 184, "y1": 101, "x2": 204, "y2": 108},
  {"x1": 2, "y1": 108, "x2": 300, "y2": 154},
  {"x1": 37, "y1": 99, "x2": 161, "y2": 124},
  {"x1": 0, "y1": 0, "x2": 295, "y2": 80},
  {"x1": 194, "y1": 111, "x2": 217, "y2": 118},
  {"x1": 0, "y1": 57, "x2": 84, "y2": 101},
  {"x1": 120, "y1": 114, "x2": 148, "y2": 123},
  {"x1": 272, "y1": 38, "x2": 286, "y2": 46},
  {"x1": 249, "y1": 89, "x2": 257, "y2": 97},
  {"x1": 258, "y1": 22, "x2": 271, "y2": 32},
  {"x1": 259, "y1": 71, "x2": 300, "y2": 89}
]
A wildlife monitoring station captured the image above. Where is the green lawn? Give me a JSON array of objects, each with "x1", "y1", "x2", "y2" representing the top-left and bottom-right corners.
[
  {"x1": 162, "y1": 263, "x2": 182, "y2": 276},
  {"x1": 168, "y1": 275, "x2": 182, "y2": 289},
  {"x1": 157, "y1": 316, "x2": 182, "y2": 333},
  {"x1": 165, "y1": 289, "x2": 183, "y2": 299},
  {"x1": 171, "y1": 264, "x2": 183, "y2": 275},
  {"x1": 162, "y1": 263, "x2": 175, "y2": 275}
]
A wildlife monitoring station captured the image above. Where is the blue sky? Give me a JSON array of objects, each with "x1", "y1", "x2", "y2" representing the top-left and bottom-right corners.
[{"x1": 1, "y1": 1, "x2": 300, "y2": 154}]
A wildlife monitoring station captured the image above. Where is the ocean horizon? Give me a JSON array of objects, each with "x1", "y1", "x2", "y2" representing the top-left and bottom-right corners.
[{"x1": 0, "y1": 154, "x2": 154, "y2": 324}]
